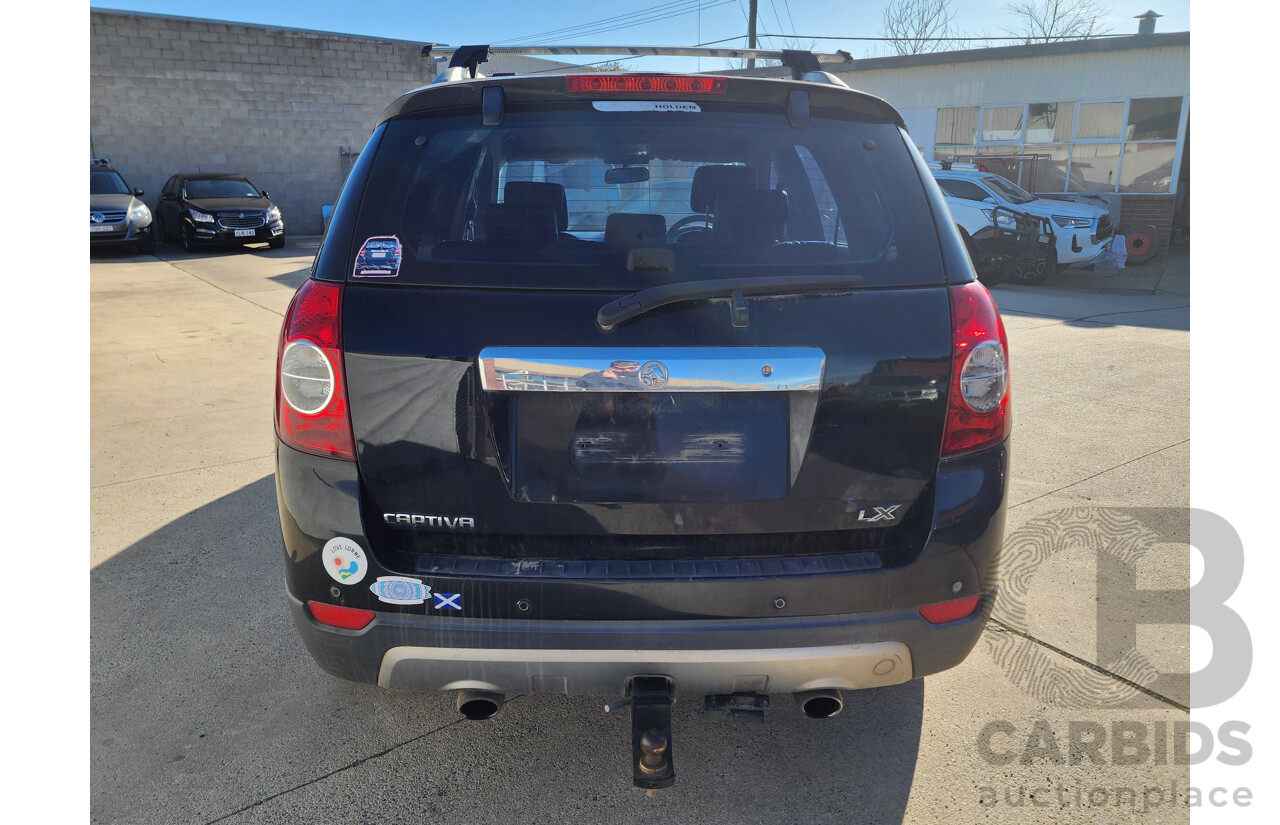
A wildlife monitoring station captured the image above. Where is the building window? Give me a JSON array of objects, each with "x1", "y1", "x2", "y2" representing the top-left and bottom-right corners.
[
  {"x1": 1027, "y1": 145, "x2": 1072, "y2": 193},
  {"x1": 1026, "y1": 102, "x2": 1074, "y2": 144},
  {"x1": 1075, "y1": 101, "x2": 1126, "y2": 140},
  {"x1": 1068, "y1": 144, "x2": 1122, "y2": 192},
  {"x1": 936, "y1": 107, "x2": 978, "y2": 147},
  {"x1": 1119, "y1": 142, "x2": 1177, "y2": 193},
  {"x1": 981, "y1": 106, "x2": 1025, "y2": 142},
  {"x1": 933, "y1": 96, "x2": 1183, "y2": 195},
  {"x1": 1126, "y1": 97, "x2": 1182, "y2": 141}
]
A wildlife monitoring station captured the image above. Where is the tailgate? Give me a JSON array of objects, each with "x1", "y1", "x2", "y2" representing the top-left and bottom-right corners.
[{"x1": 342, "y1": 284, "x2": 951, "y2": 558}]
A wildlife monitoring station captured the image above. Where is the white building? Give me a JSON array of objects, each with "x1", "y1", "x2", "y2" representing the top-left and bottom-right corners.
[{"x1": 733, "y1": 25, "x2": 1190, "y2": 259}]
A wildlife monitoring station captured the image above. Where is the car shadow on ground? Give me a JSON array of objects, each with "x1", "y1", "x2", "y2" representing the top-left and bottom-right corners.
[{"x1": 91, "y1": 476, "x2": 924, "y2": 824}]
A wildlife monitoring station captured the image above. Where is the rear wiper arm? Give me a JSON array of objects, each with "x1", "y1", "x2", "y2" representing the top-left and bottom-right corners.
[{"x1": 596, "y1": 274, "x2": 863, "y2": 332}]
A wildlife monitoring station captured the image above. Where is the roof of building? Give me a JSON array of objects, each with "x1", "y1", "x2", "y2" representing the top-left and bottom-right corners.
[{"x1": 723, "y1": 31, "x2": 1189, "y2": 78}]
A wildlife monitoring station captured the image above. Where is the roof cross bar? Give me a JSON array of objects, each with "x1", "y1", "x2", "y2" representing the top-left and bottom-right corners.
[
  {"x1": 778, "y1": 50, "x2": 823, "y2": 80},
  {"x1": 420, "y1": 44, "x2": 853, "y2": 73},
  {"x1": 445, "y1": 44, "x2": 492, "y2": 78}
]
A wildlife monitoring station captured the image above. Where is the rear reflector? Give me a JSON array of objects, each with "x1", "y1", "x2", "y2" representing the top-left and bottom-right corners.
[
  {"x1": 276, "y1": 280, "x2": 357, "y2": 460},
  {"x1": 940, "y1": 282, "x2": 1011, "y2": 457},
  {"x1": 306, "y1": 601, "x2": 375, "y2": 630},
  {"x1": 566, "y1": 75, "x2": 728, "y2": 95},
  {"x1": 919, "y1": 595, "x2": 982, "y2": 625}
]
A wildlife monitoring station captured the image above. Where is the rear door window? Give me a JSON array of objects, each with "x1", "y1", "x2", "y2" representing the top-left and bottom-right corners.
[{"x1": 350, "y1": 106, "x2": 944, "y2": 289}]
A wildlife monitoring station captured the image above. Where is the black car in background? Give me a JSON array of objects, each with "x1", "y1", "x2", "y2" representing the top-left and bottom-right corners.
[
  {"x1": 275, "y1": 51, "x2": 1011, "y2": 789},
  {"x1": 90, "y1": 158, "x2": 155, "y2": 254},
  {"x1": 155, "y1": 172, "x2": 285, "y2": 251}
]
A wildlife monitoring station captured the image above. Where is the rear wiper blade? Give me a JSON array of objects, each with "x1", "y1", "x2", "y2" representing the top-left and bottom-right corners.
[{"x1": 596, "y1": 274, "x2": 863, "y2": 332}]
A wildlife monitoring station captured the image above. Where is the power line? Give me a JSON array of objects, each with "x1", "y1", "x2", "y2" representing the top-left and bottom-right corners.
[
  {"x1": 498, "y1": 0, "x2": 707, "y2": 42},
  {"x1": 766, "y1": 0, "x2": 789, "y2": 45},
  {"x1": 781, "y1": 0, "x2": 798, "y2": 38},
  {"x1": 758, "y1": 32, "x2": 1139, "y2": 42},
  {"x1": 497, "y1": 0, "x2": 738, "y2": 44},
  {"x1": 528, "y1": 0, "x2": 739, "y2": 43}
]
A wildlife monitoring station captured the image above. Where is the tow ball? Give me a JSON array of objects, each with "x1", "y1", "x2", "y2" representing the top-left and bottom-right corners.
[{"x1": 604, "y1": 676, "x2": 676, "y2": 793}]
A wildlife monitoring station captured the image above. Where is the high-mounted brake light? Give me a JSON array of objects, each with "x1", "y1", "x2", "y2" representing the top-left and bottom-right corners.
[
  {"x1": 940, "y1": 281, "x2": 1011, "y2": 457},
  {"x1": 275, "y1": 280, "x2": 357, "y2": 460},
  {"x1": 919, "y1": 595, "x2": 982, "y2": 625},
  {"x1": 566, "y1": 75, "x2": 728, "y2": 95},
  {"x1": 306, "y1": 601, "x2": 375, "y2": 630}
]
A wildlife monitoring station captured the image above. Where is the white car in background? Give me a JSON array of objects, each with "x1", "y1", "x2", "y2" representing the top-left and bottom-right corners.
[{"x1": 929, "y1": 163, "x2": 1112, "y2": 275}]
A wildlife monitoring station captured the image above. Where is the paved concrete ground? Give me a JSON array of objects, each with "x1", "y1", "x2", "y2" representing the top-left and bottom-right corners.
[{"x1": 91, "y1": 240, "x2": 1191, "y2": 824}]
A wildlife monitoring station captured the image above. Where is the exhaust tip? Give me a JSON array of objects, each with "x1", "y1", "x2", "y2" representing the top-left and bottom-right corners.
[
  {"x1": 456, "y1": 690, "x2": 505, "y2": 720},
  {"x1": 795, "y1": 689, "x2": 844, "y2": 719}
]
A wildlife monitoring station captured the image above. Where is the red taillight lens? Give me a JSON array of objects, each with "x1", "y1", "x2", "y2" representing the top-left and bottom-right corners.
[
  {"x1": 940, "y1": 282, "x2": 1011, "y2": 457},
  {"x1": 306, "y1": 601, "x2": 375, "y2": 630},
  {"x1": 919, "y1": 595, "x2": 982, "y2": 624},
  {"x1": 565, "y1": 75, "x2": 728, "y2": 95},
  {"x1": 276, "y1": 280, "x2": 356, "y2": 460}
]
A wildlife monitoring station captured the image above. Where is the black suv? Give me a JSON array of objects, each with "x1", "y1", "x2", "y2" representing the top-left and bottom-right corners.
[
  {"x1": 90, "y1": 158, "x2": 155, "y2": 254},
  {"x1": 155, "y1": 173, "x2": 285, "y2": 251},
  {"x1": 275, "y1": 49, "x2": 1010, "y2": 789}
]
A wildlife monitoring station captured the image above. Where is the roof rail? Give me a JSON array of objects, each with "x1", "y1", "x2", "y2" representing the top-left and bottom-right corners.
[
  {"x1": 420, "y1": 44, "x2": 853, "y2": 80},
  {"x1": 91, "y1": 157, "x2": 112, "y2": 165}
]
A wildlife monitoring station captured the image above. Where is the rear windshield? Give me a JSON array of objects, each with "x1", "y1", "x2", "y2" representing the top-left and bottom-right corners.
[{"x1": 348, "y1": 105, "x2": 942, "y2": 289}]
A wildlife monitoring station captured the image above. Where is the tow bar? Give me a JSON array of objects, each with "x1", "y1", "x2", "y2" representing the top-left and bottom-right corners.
[{"x1": 604, "y1": 677, "x2": 676, "y2": 794}]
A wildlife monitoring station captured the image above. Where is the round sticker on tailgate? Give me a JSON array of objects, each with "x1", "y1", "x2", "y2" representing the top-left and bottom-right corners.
[{"x1": 322, "y1": 537, "x2": 368, "y2": 585}]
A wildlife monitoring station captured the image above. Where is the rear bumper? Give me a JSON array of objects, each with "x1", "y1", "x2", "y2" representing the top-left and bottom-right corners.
[
  {"x1": 287, "y1": 589, "x2": 994, "y2": 696},
  {"x1": 277, "y1": 436, "x2": 1008, "y2": 695}
]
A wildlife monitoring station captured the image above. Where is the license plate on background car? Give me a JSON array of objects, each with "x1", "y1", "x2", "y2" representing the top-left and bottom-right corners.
[
  {"x1": 90, "y1": 225, "x2": 116, "y2": 233},
  {"x1": 234, "y1": 229, "x2": 255, "y2": 238}
]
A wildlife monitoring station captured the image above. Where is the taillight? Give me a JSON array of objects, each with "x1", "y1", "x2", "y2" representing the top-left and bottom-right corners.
[
  {"x1": 306, "y1": 601, "x2": 375, "y2": 630},
  {"x1": 919, "y1": 595, "x2": 982, "y2": 624},
  {"x1": 566, "y1": 75, "x2": 728, "y2": 94},
  {"x1": 275, "y1": 280, "x2": 356, "y2": 460},
  {"x1": 940, "y1": 282, "x2": 1010, "y2": 457}
]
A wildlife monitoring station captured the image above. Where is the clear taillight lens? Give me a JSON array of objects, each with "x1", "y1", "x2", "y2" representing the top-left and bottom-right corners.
[
  {"x1": 959, "y1": 341, "x2": 1007, "y2": 413},
  {"x1": 280, "y1": 340, "x2": 335, "y2": 414},
  {"x1": 941, "y1": 282, "x2": 1011, "y2": 457},
  {"x1": 275, "y1": 280, "x2": 356, "y2": 460}
]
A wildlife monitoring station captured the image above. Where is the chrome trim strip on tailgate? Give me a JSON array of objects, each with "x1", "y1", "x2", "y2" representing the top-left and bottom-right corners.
[{"x1": 478, "y1": 347, "x2": 825, "y2": 392}]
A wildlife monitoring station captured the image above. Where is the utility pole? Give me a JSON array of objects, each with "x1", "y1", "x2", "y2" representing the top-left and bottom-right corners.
[{"x1": 747, "y1": 0, "x2": 758, "y2": 69}]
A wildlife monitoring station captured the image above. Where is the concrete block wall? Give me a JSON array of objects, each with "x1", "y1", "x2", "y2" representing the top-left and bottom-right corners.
[{"x1": 91, "y1": 10, "x2": 440, "y2": 234}]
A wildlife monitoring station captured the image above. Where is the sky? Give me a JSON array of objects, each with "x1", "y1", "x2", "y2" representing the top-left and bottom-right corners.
[{"x1": 87, "y1": 0, "x2": 1192, "y2": 71}]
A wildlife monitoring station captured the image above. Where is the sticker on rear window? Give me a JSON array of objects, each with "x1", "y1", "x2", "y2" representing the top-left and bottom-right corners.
[
  {"x1": 322, "y1": 537, "x2": 367, "y2": 585},
  {"x1": 353, "y1": 235, "x2": 403, "y2": 278},
  {"x1": 591, "y1": 101, "x2": 701, "y2": 113},
  {"x1": 369, "y1": 576, "x2": 432, "y2": 605}
]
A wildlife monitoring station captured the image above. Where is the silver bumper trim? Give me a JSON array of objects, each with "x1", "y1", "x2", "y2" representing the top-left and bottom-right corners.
[{"x1": 377, "y1": 640, "x2": 912, "y2": 696}]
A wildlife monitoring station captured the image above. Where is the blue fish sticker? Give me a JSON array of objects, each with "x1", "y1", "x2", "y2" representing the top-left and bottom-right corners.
[
  {"x1": 433, "y1": 593, "x2": 461, "y2": 610},
  {"x1": 369, "y1": 576, "x2": 431, "y2": 605}
]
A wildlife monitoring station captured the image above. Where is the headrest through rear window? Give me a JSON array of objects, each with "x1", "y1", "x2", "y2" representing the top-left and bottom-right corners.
[
  {"x1": 503, "y1": 182, "x2": 568, "y2": 232},
  {"x1": 605, "y1": 213, "x2": 667, "y2": 251},
  {"x1": 689, "y1": 165, "x2": 756, "y2": 213},
  {"x1": 476, "y1": 202, "x2": 558, "y2": 244}
]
